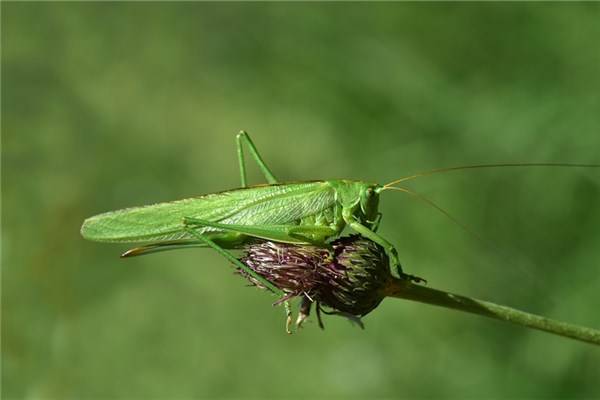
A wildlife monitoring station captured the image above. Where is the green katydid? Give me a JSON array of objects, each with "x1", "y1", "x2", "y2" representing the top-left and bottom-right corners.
[{"x1": 81, "y1": 131, "x2": 598, "y2": 328}]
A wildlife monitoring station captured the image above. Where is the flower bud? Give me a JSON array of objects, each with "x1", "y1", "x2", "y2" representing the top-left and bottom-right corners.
[{"x1": 237, "y1": 235, "x2": 419, "y2": 328}]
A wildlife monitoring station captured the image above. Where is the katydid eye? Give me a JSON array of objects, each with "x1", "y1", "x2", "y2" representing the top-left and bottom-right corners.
[{"x1": 366, "y1": 188, "x2": 374, "y2": 197}]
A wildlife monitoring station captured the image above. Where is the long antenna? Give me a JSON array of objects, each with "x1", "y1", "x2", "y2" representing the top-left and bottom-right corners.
[
  {"x1": 385, "y1": 163, "x2": 600, "y2": 188},
  {"x1": 383, "y1": 186, "x2": 561, "y2": 301}
]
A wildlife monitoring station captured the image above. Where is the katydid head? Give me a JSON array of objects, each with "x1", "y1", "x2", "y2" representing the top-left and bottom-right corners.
[
  {"x1": 330, "y1": 180, "x2": 383, "y2": 227},
  {"x1": 359, "y1": 184, "x2": 382, "y2": 225}
]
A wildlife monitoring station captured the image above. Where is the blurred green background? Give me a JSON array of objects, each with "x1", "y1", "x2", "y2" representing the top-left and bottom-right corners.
[{"x1": 3, "y1": 3, "x2": 600, "y2": 399}]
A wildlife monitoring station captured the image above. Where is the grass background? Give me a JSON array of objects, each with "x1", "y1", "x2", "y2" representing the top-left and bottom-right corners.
[{"x1": 3, "y1": 3, "x2": 600, "y2": 399}]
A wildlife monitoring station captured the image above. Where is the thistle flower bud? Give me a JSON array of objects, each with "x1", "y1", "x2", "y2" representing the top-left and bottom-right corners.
[
  {"x1": 237, "y1": 235, "x2": 421, "y2": 328},
  {"x1": 239, "y1": 236, "x2": 600, "y2": 344}
]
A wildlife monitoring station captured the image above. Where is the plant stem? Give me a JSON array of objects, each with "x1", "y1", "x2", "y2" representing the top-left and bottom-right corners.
[{"x1": 387, "y1": 280, "x2": 600, "y2": 346}]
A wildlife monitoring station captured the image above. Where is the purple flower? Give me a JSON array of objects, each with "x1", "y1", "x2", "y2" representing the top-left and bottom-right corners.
[{"x1": 237, "y1": 235, "x2": 421, "y2": 329}]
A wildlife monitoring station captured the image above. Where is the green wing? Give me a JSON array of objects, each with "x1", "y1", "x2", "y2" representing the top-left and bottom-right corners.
[{"x1": 80, "y1": 181, "x2": 336, "y2": 243}]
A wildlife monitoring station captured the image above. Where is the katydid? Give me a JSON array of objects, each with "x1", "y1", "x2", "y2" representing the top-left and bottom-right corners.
[{"x1": 81, "y1": 132, "x2": 598, "y2": 309}]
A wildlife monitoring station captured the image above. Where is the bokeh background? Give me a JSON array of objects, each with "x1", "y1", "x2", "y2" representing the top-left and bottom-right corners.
[{"x1": 3, "y1": 3, "x2": 600, "y2": 399}]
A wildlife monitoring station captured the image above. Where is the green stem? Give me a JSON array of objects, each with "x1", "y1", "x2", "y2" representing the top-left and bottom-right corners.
[{"x1": 388, "y1": 281, "x2": 600, "y2": 346}]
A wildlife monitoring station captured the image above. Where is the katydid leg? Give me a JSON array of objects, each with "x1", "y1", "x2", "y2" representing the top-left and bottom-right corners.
[
  {"x1": 182, "y1": 224, "x2": 294, "y2": 332},
  {"x1": 236, "y1": 131, "x2": 279, "y2": 187},
  {"x1": 287, "y1": 231, "x2": 335, "y2": 251},
  {"x1": 344, "y1": 213, "x2": 424, "y2": 282},
  {"x1": 346, "y1": 218, "x2": 402, "y2": 270},
  {"x1": 371, "y1": 212, "x2": 383, "y2": 233},
  {"x1": 183, "y1": 226, "x2": 283, "y2": 296},
  {"x1": 182, "y1": 216, "x2": 337, "y2": 245}
]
